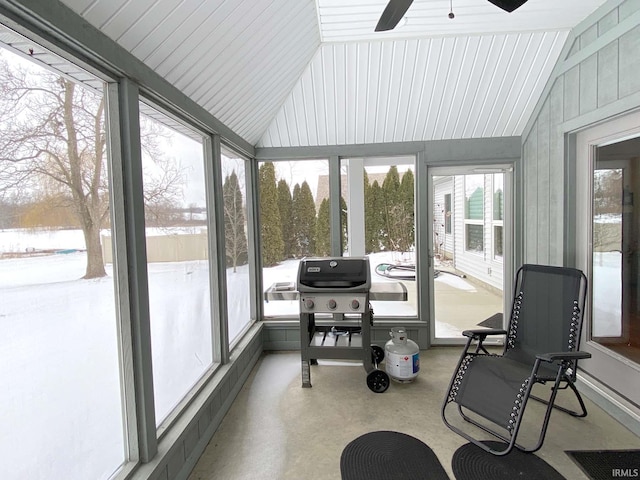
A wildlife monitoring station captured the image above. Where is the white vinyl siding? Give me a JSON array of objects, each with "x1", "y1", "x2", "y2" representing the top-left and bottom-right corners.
[
  {"x1": 451, "y1": 175, "x2": 503, "y2": 290},
  {"x1": 433, "y1": 177, "x2": 454, "y2": 259}
]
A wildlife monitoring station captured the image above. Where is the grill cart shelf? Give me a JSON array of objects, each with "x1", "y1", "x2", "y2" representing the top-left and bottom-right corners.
[{"x1": 273, "y1": 257, "x2": 407, "y2": 393}]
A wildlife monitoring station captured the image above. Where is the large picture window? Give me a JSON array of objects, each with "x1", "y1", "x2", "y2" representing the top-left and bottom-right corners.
[
  {"x1": 0, "y1": 44, "x2": 126, "y2": 479},
  {"x1": 342, "y1": 156, "x2": 417, "y2": 318},
  {"x1": 222, "y1": 148, "x2": 252, "y2": 344},
  {"x1": 139, "y1": 103, "x2": 214, "y2": 427},
  {"x1": 259, "y1": 159, "x2": 328, "y2": 318}
]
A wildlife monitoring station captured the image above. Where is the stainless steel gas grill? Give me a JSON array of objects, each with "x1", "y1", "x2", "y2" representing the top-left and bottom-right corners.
[{"x1": 297, "y1": 257, "x2": 390, "y2": 393}]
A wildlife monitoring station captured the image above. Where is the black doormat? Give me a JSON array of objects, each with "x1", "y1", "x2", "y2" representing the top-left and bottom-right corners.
[
  {"x1": 477, "y1": 313, "x2": 503, "y2": 329},
  {"x1": 452, "y1": 441, "x2": 565, "y2": 480},
  {"x1": 340, "y1": 430, "x2": 449, "y2": 480},
  {"x1": 566, "y1": 449, "x2": 640, "y2": 480}
]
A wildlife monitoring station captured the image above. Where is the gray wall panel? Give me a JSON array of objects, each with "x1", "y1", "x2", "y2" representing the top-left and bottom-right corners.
[
  {"x1": 567, "y1": 38, "x2": 580, "y2": 57},
  {"x1": 536, "y1": 99, "x2": 551, "y2": 265},
  {"x1": 564, "y1": 65, "x2": 581, "y2": 120},
  {"x1": 598, "y1": 7, "x2": 619, "y2": 35},
  {"x1": 619, "y1": 0, "x2": 640, "y2": 20},
  {"x1": 548, "y1": 80, "x2": 565, "y2": 265},
  {"x1": 581, "y1": 24, "x2": 599, "y2": 49},
  {"x1": 263, "y1": 323, "x2": 432, "y2": 352},
  {"x1": 523, "y1": 123, "x2": 538, "y2": 263},
  {"x1": 598, "y1": 41, "x2": 619, "y2": 107},
  {"x1": 579, "y1": 54, "x2": 598, "y2": 114},
  {"x1": 522, "y1": 0, "x2": 640, "y2": 267},
  {"x1": 619, "y1": 25, "x2": 640, "y2": 98}
]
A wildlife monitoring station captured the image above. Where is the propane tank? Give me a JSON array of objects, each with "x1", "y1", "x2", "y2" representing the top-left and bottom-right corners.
[{"x1": 385, "y1": 327, "x2": 420, "y2": 383}]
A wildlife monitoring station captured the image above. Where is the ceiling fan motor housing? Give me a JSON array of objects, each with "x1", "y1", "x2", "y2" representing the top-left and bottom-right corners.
[{"x1": 487, "y1": 0, "x2": 528, "y2": 12}]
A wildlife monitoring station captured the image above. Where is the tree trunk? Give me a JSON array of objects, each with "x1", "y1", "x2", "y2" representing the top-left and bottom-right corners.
[{"x1": 83, "y1": 222, "x2": 106, "y2": 279}]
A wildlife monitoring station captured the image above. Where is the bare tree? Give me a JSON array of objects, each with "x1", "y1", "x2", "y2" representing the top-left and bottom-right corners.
[
  {"x1": 0, "y1": 55, "x2": 109, "y2": 277},
  {"x1": 0, "y1": 51, "x2": 180, "y2": 278}
]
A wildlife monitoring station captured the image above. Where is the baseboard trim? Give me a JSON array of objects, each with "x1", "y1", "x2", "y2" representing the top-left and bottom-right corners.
[{"x1": 577, "y1": 371, "x2": 640, "y2": 438}]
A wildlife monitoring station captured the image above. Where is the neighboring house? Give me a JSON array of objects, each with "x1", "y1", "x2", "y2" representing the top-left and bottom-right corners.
[{"x1": 434, "y1": 174, "x2": 504, "y2": 291}]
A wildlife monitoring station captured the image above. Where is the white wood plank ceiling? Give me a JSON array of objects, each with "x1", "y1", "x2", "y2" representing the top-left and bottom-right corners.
[
  {"x1": 315, "y1": 0, "x2": 608, "y2": 42},
  {"x1": 57, "y1": 0, "x2": 322, "y2": 147},
  {"x1": 260, "y1": 0, "x2": 608, "y2": 147},
  {"x1": 258, "y1": 32, "x2": 568, "y2": 147},
  {"x1": 30, "y1": 0, "x2": 611, "y2": 148}
]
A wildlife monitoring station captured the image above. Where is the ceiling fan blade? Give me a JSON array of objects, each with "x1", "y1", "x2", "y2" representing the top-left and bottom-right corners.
[
  {"x1": 374, "y1": 0, "x2": 414, "y2": 32},
  {"x1": 487, "y1": 0, "x2": 528, "y2": 12}
]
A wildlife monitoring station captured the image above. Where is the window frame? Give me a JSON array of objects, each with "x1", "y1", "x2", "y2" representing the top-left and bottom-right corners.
[{"x1": 0, "y1": 5, "x2": 259, "y2": 478}]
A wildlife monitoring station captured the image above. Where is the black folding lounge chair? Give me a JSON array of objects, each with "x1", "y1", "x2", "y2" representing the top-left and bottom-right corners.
[{"x1": 442, "y1": 264, "x2": 591, "y2": 456}]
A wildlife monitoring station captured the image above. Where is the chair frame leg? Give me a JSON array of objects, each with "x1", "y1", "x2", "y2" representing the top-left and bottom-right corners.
[
  {"x1": 529, "y1": 376, "x2": 588, "y2": 418},
  {"x1": 442, "y1": 359, "x2": 567, "y2": 456}
]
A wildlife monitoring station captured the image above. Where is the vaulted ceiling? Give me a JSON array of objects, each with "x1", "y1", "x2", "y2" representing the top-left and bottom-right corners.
[{"x1": 51, "y1": 0, "x2": 609, "y2": 148}]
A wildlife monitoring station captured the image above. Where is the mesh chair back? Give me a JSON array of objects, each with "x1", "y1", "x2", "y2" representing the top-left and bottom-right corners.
[{"x1": 504, "y1": 264, "x2": 587, "y2": 379}]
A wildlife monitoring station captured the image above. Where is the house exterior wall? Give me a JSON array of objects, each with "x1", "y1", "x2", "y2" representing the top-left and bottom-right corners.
[
  {"x1": 522, "y1": 0, "x2": 640, "y2": 266},
  {"x1": 433, "y1": 175, "x2": 504, "y2": 291},
  {"x1": 452, "y1": 175, "x2": 504, "y2": 291},
  {"x1": 433, "y1": 176, "x2": 454, "y2": 259}
]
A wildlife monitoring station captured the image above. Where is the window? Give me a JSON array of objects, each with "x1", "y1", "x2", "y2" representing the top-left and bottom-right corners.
[
  {"x1": 465, "y1": 224, "x2": 484, "y2": 252},
  {"x1": 222, "y1": 148, "x2": 252, "y2": 344},
  {"x1": 444, "y1": 193, "x2": 452, "y2": 234},
  {"x1": 259, "y1": 159, "x2": 329, "y2": 318},
  {"x1": 139, "y1": 103, "x2": 214, "y2": 426},
  {"x1": 0, "y1": 43, "x2": 125, "y2": 478},
  {"x1": 343, "y1": 156, "x2": 417, "y2": 317},
  {"x1": 493, "y1": 174, "x2": 504, "y2": 259},
  {"x1": 464, "y1": 175, "x2": 484, "y2": 253},
  {"x1": 494, "y1": 226, "x2": 504, "y2": 257}
]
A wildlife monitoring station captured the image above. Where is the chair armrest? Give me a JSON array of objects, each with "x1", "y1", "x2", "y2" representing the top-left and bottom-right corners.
[
  {"x1": 462, "y1": 328, "x2": 508, "y2": 340},
  {"x1": 536, "y1": 351, "x2": 592, "y2": 362}
]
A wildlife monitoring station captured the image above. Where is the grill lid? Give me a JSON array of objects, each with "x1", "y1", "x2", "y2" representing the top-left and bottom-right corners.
[{"x1": 297, "y1": 257, "x2": 371, "y2": 292}]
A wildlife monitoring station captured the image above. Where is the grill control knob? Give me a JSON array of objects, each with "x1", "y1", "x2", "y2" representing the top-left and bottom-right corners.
[
  {"x1": 327, "y1": 299, "x2": 337, "y2": 310},
  {"x1": 351, "y1": 299, "x2": 360, "y2": 310},
  {"x1": 304, "y1": 298, "x2": 314, "y2": 310}
]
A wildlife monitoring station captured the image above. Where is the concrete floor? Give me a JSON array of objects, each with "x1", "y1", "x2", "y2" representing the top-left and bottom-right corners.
[
  {"x1": 434, "y1": 273, "x2": 503, "y2": 337},
  {"x1": 188, "y1": 348, "x2": 640, "y2": 480}
]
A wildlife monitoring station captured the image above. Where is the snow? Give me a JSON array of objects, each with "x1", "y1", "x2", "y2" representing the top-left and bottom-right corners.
[
  {"x1": 1, "y1": 252, "x2": 124, "y2": 480},
  {"x1": 0, "y1": 229, "x2": 251, "y2": 480},
  {"x1": 592, "y1": 251, "x2": 622, "y2": 337},
  {"x1": 594, "y1": 213, "x2": 622, "y2": 224},
  {"x1": 0, "y1": 228, "x2": 87, "y2": 252}
]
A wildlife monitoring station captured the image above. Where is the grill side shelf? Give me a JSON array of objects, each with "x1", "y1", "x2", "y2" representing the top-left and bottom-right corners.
[{"x1": 264, "y1": 282, "x2": 408, "y2": 302}]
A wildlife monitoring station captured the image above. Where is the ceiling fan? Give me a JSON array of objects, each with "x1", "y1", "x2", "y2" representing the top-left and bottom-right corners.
[{"x1": 374, "y1": 0, "x2": 529, "y2": 32}]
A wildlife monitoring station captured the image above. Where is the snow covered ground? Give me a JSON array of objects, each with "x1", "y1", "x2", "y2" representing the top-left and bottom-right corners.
[
  {"x1": 0, "y1": 229, "x2": 250, "y2": 480},
  {"x1": 1, "y1": 251, "x2": 125, "y2": 480},
  {"x1": 592, "y1": 251, "x2": 623, "y2": 337},
  {"x1": 0, "y1": 228, "x2": 87, "y2": 252}
]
